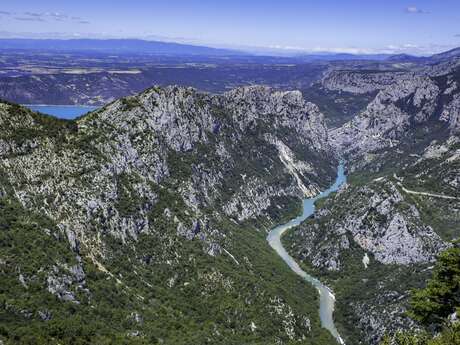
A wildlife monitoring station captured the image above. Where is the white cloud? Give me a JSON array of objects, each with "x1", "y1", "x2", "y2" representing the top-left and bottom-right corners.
[
  {"x1": 14, "y1": 16, "x2": 45, "y2": 22},
  {"x1": 253, "y1": 42, "x2": 458, "y2": 56},
  {"x1": 47, "y1": 12, "x2": 70, "y2": 21},
  {"x1": 0, "y1": 31, "x2": 121, "y2": 40},
  {"x1": 13, "y1": 11, "x2": 90, "y2": 24},
  {"x1": 383, "y1": 43, "x2": 458, "y2": 55},
  {"x1": 405, "y1": 6, "x2": 429, "y2": 14},
  {"x1": 24, "y1": 12, "x2": 43, "y2": 17}
]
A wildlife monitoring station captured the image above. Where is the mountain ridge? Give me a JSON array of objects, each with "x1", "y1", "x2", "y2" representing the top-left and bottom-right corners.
[{"x1": 0, "y1": 85, "x2": 340, "y2": 344}]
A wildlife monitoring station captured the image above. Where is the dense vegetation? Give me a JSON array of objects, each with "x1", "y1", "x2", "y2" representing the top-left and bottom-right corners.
[
  {"x1": 0, "y1": 189, "x2": 338, "y2": 345},
  {"x1": 381, "y1": 247, "x2": 460, "y2": 345}
]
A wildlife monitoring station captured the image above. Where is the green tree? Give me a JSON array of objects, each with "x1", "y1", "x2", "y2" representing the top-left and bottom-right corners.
[
  {"x1": 409, "y1": 247, "x2": 460, "y2": 327},
  {"x1": 381, "y1": 247, "x2": 460, "y2": 345}
]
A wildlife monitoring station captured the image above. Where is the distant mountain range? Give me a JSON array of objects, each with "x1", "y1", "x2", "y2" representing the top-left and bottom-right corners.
[
  {"x1": 386, "y1": 48, "x2": 460, "y2": 63},
  {"x1": 1, "y1": 38, "x2": 460, "y2": 62},
  {"x1": 430, "y1": 47, "x2": 460, "y2": 61},
  {"x1": 0, "y1": 38, "x2": 241, "y2": 56},
  {"x1": 0, "y1": 38, "x2": 394, "y2": 60}
]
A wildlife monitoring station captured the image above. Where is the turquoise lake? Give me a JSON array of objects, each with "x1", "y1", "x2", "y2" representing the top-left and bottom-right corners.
[{"x1": 24, "y1": 105, "x2": 98, "y2": 119}]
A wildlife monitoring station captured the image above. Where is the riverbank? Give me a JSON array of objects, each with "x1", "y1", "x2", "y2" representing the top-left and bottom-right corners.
[{"x1": 267, "y1": 164, "x2": 346, "y2": 344}]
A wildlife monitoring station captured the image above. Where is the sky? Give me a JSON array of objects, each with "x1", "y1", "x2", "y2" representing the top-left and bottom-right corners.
[{"x1": 0, "y1": 0, "x2": 460, "y2": 55}]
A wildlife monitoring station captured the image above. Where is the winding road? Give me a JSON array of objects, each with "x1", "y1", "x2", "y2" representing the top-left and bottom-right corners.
[
  {"x1": 267, "y1": 164, "x2": 346, "y2": 344},
  {"x1": 397, "y1": 182, "x2": 459, "y2": 200}
]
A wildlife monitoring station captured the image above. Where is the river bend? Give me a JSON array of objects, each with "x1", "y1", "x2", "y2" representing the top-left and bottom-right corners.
[{"x1": 267, "y1": 164, "x2": 346, "y2": 344}]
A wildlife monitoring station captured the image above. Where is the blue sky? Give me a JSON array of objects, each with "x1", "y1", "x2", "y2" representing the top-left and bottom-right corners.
[{"x1": 1, "y1": 0, "x2": 459, "y2": 55}]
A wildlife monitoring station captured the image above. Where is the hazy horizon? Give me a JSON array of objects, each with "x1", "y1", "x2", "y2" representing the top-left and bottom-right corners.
[{"x1": 1, "y1": 0, "x2": 460, "y2": 56}]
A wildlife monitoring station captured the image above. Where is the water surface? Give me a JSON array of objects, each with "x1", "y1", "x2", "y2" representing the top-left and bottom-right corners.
[
  {"x1": 24, "y1": 105, "x2": 98, "y2": 119},
  {"x1": 267, "y1": 164, "x2": 346, "y2": 344}
]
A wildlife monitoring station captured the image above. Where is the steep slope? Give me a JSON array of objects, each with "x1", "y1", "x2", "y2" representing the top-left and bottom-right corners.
[
  {"x1": 283, "y1": 64, "x2": 460, "y2": 344},
  {"x1": 304, "y1": 66, "x2": 411, "y2": 128},
  {"x1": 332, "y1": 66, "x2": 460, "y2": 161},
  {"x1": 321, "y1": 69, "x2": 411, "y2": 95},
  {"x1": 0, "y1": 87, "x2": 338, "y2": 345}
]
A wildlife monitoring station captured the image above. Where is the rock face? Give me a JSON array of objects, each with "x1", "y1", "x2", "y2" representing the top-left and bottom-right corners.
[
  {"x1": 322, "y1": 70, "x2": 410, "y2": 94},
  {"x1": 287, "y1": 179, "x2": 448, "y2": 272},
  {"x1": 0, "y1": 87, "x2": 338, "y2": 344},
  {"x1": 331, "y1": 66, "x2": 460, "y2": 161}
]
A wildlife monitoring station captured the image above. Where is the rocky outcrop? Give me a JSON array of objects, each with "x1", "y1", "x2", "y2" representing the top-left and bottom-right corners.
[
  {"x1": 286, "y1": 178, "x2": 448, "y2": 271},
  {"x1": 46, "y1": 260, "x2": 87, "y2": 304},
  {"x1": 331, "y1": 76, "x2": 442, "y2": 157},
  {"x1": 321, "y1": 70, "x2": 410, "y2": 94},
  {"x1": 440, "y1": 93, "x2": 460, "y2": 133},
  {"x1": 330, "y1": 64, "x2": 460, "y2": 163}
]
